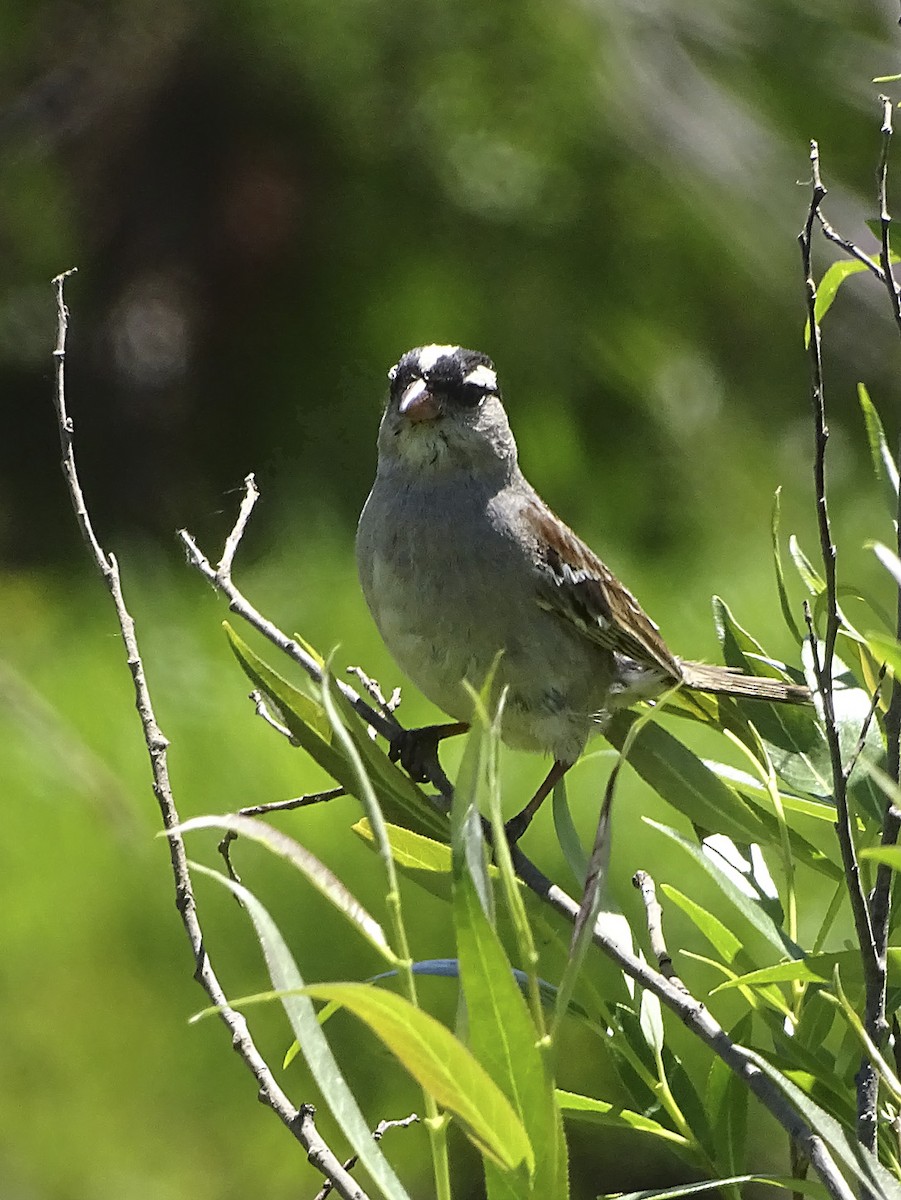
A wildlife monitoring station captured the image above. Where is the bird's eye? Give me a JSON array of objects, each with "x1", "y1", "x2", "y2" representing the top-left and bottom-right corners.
[
  {"x1": 454, "y1": 363, "x2": 497, "y2": 407},
  {"x1": 455, "y1": 380, "x2": 488, "y2": 407}
]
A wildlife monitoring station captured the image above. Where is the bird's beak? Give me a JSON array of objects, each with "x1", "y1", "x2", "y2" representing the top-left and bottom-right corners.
[{"x1": 398, "y1": 379, "x2": 442, "y2": 423}]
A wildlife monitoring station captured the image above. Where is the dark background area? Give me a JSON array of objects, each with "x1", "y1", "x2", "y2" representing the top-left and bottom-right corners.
[{"x1": 3, "y1": 1, "x2": 901, "y2": 1197}]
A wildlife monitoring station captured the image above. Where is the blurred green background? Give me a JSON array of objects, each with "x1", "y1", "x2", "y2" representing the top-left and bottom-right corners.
[{"x1": 2, "y1": 0, "x2": 901, "y2": 1196}]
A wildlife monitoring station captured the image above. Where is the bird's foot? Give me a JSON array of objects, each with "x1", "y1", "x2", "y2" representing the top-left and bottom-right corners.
[{"x1": 389, "y1": 722, "x2": 469, "y2": 782}]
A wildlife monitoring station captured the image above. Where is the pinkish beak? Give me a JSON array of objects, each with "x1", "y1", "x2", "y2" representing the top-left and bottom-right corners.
[{"x1": 398, "y1": 379, "x2": 442, "y2": 423}]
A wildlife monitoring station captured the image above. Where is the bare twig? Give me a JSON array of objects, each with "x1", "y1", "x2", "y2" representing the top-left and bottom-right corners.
[
  {"x1": 237, "y1": 788, "x2": 346, "y2": 818},
  {"x1": 250, "y1": 688, "x2": 300, "y2": 744},
  {"x1": 314, "y1": 1114, "x2": 420, "y2": 1200},
  {"x1": 179, "y1": 513, "x2": 403, "y2": 748},
  {"x1": 803, "y1": 137, "x2": 886, "y2": 1160},
  {"x1": 876, "y1": 96, "x2": 901, "y2": 336},
  {"x1": 800, "y1": 147, "x2": 880, "y2": 962},
  {"x1": 347, "y1": 666, "x2": 402, "y2": 719},
  {"x1": 815, "y1": 211, "x2": 886, "y2": 282},
  {"x1": 51, "y1": 271, "x2": 369, "y2": 1200},
  {"x1": 632, "y1": 870, "x2": 687, "y2": 991}
]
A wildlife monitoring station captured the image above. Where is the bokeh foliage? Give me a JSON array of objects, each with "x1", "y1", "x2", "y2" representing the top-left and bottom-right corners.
[{"x1": 3, "y1": 0, "x2": 901, "y2": 1197}]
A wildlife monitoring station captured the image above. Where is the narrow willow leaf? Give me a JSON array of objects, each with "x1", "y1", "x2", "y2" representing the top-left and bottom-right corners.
[
  {"x1": 803, "y1": 259, "x2": 871, "y2": 347},
  {"x1": 603, "y1": 1174, "x2": 829, "y2": 1200},
  {"x1": 788, "y1": 536, "x2": 826, "y2": 595},
  {"x1": 455, "y1": 873, "x2": 564, "y2": 1197},
  {"x1": 291, "y1": 630, "x2": 326, "y2": 669},
  {"x1": 874, "y1": 542, "x2": 901, "y2": 590},
  {"x1": 556, "y1": 1091, "x2": 694, "y2": 1150},
  {"x1": 324, "y1": 668, "x2": 451, "y2": 839},
  {"x1": 301, "y1": 982, "x2": 533, "y2": 1173},
  {"x1": 189, "y1": 864, "x2": 412, "y2": 1200},
  {"x1": 606, "y1": 714, "x2": 770, "y2": 843},
  {"x1": 639, "y1": 985, "x2": 664, "y2": 1055},
  {"x1": 713, "y1": 948, "x2": 901, "y2": 991},
  {"x1": 864, "y1": 631, "x2": 901, "y2": 680},
  {"x1": 858, "y1": 383, "x2": 900, "y2": 504},
  {"x1": 225, "y1": 622, "x2": 339, "y2": 760},
  {"x1": 772, "y1": 489, "x2": 804, "y2": 643},
  {"x1": 644, "y1": 819, "x2": 801, "y2": 959},
  {"x1": 452, "y1": 705, "x2": 494, "y2": 921},
  {"x1": 827, "y1": 969, "x2": 901, "y2": 1106},
  {"x1": 176, "y1": 815, "x2": 393, "y2": 960},
  {"x1": 743, "y1": 1047, "x2": 901, "y2": 1200},
  {"x1": 702, "y1": 765, "x2": 835, "y2": 822},
  {"x1": 352, "y1": 819, "x2": 452, "y2": 872},
  {"x1": 661, "y1": 886, "x2": 790, "y2": 1014},
  {"x1": 225, "y1": 624, "x2": 447, "y2": 839},
  {"x1": 552, "y1": 776, "x2": 588, "y2": 886},
  {"x1": 707, "y1": 1014, "x2": 751, "y2": 1176}
]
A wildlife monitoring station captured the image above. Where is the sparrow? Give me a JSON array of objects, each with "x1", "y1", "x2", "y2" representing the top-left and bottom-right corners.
[{"x1": 356, "y1": 344, "x2": 810, "y2": 840}]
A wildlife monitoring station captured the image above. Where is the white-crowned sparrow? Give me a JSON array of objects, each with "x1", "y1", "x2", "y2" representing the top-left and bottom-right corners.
[{"x1": 356, "y1": 344, "x2": 810, "y2": 839}]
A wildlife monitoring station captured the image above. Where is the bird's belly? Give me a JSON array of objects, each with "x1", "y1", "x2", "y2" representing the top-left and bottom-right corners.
[{"x1": 365, "y1": 541, "x2": 610, "y2": 763}]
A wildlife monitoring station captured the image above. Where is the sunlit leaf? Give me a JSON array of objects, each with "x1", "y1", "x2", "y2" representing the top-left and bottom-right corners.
[
  {"x1": 606, "y1": 714, "x2": 769, "y2": 842},
  {"x1": 713, "y1": 948, "x2": 901, "y2": 991},
  {"x1": 788, "y1": 536, "x2": 825, "y2": 595},
  {"x1": 858, "y1": 383, "x2": 899, "y2": 506},
  {"x1": 189, "y1": 864, "x2": 412, "y2": 1200},
  {"x1": 602, "y1": 1174, "x2": 828, "y2": 1200},
  {"x1": 176, "y1": 814, "x2": 393, "y2": 960},
  {"x1": 707, "y1": 1013, "x2": 751, "y2": 1176},
  {"x1": 771, "y1": 489, "x2": 804, "y2": 643},
  {"x1": 644, "y1": 819, "x2": 800, "y2": 959},
  {"x1": 556, "y1": 1091, "x2": 693, "y2": 1150},
  {"x1": 301, "y1": 982, "x2": 533, "y2": 1173}
]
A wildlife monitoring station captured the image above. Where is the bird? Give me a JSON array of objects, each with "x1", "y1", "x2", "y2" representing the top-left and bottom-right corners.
[{"x1": 355, "y1": 344, "x2": 811, "y2": 841}]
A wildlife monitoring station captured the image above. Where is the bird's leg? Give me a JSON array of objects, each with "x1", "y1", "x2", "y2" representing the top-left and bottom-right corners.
[
  {"x1": 389, "y1": 722, "x2": 469, "y2": 782},
  {"x1": 504, "y1": 759, "x2": 571, "y2": 845}
]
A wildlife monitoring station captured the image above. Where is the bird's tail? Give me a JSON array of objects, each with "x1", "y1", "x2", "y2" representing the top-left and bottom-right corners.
[{"x1": 678, "y1": 660, "x2": 811, "y2": 704}]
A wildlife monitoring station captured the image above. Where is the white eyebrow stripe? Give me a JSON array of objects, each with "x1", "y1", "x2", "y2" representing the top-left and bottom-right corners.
[
  {"x1": 416, "y1": 344, "x2": 458, "y2": 372},
  {"x1": 463, "y1": 364, "x2": 497, "y2": 390}
]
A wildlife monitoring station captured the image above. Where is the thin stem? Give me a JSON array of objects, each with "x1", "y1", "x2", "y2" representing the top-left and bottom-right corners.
[
  {"x1": 51, "y1": 272, "x2": 369, "y2": 1200},
  {"x1": 801, "y1": 144, "x2": 885, "y2": 1154}
]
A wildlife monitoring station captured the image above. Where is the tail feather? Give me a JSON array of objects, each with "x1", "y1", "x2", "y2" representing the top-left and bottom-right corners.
[{"x1": 678, "y1": 660, "x2": 811, "y2": 705}]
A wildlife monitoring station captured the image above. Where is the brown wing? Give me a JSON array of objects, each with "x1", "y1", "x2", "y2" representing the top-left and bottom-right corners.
[{"x1": 522, "y1": 498, "x2": 682, "y2": 680}]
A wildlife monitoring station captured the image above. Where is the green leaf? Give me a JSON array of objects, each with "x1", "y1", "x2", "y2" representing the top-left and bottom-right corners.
[
  {"x1": 301, "y1": 982, "x2": 533, "y2": 1173},
  {"x1": 224, "y1": 624, "x2": 448, "y2": 840},
  {"x1": 661, "y1": 886, "x2": 791, "y2": 1014},
  {"x1": 606, "y1": 713, "x2": 770, "y2": 843},
  {"x1": 771, "y1": 489, "x2": 804, "y2": 643},
  {"x1": 713, "y1": 948, "x2": 901, "y2": 991},
  {"x1": 455, "y1": 870, "x2": 564, "y2": 1197},
  {"x1": 552, "y1": 776, "x2": 588, "y2": 886},
  {"x1": 189, "y1": 864, "x2": 412, "y2": 1200},
  {"x1": 706, "y1": 1014, "x2": 751, "y2": 1176},
  {"x1": 325, "y1": 667, "x2": 452, "y2": 839},
  {"x1": 742, "y1": 1047, "x2": 901, "y2": 1200},
  {"x1": 788, "y1": 536, "x2": 826, "y2": 595},
  {"x1": 864, "y1": 631, "x2": 901, "y2": 680},
  {"x1": 353, "y1": 819, "x2": 452, "y2": 871},
  {"x1": 804, "y1": 259, "x2": 871, "y2": 347},
  {"x1": 603, "y1": 1175, "x2": 829, "y2": 1200},
  {"x1": 874, "y1": 542, "x2": 901, "y2": 590},
  {"x1": 452, "y1": 704, "x2": 494, "y2": 921},
  {"x1": 176, "y1": 814, "x2": 393, "y2": 960},
  {"x1": 858, "y1": 383, "x2": 899, "y2": 506},
  {"x1": 556, "y1": 1091, "x2": 693, "y2": 1150},
  {"x1": 644, "y1": 819, "x2": 801, "y2": 959},
  {"x1": 800, "y1": 643, "x2": 885, "y2": 820}
]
